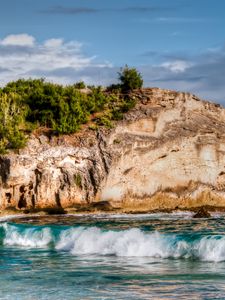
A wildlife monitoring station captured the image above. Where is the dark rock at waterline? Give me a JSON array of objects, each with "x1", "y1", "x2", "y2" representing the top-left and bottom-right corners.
[
  {"x1": 193, "y1": 207, "x2": 211, "y2": 218},
  {"x1": 73, "y1": 201, "x2": 114, "y2": 212},
  {"x1": 90, "y1": 201, "x2": 113, "y2": 211},
  {"x1": 23, "y1": 207, "x2": 66, "y2": 215}
]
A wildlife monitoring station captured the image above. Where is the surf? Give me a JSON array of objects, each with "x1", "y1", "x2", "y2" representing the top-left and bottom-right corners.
[{"x1": 1, "y1": 222, "x2": 225, "y2": 262}]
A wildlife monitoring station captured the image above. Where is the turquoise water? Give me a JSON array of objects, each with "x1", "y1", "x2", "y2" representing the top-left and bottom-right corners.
[{"x1": 1, "y1": 213, "x2": 225, "y2": 299}]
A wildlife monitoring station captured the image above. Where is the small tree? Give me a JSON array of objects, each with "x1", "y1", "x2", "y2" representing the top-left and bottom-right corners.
[
  {"x1": 118, "y1": 65, "x2": 143, "y2": 92},
  {"x1": 0, "y1": 93, "x2": 27, "y2": 153},
  {"x1": 74, "y1": 81, "x2": 86, "y2": 89}
]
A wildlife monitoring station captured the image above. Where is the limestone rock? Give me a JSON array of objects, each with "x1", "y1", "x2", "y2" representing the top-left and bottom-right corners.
[{"x1": 1, "y1": 88, "x2": 225, "y2": 212}]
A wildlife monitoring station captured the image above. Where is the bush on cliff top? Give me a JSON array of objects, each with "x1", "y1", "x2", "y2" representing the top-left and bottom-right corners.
[
  {"x1": 0, "y1": 67, "x2": 143, "y2": 153},
  {"x1": 118, "y1": 65, "x2": 143, "y2": 92}
]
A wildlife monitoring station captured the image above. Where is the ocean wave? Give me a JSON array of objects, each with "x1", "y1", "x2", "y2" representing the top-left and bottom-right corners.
[
  {"x1": 1, "y1": 223, "x2": 225, "y2": 261},
  {"x1": 1, "y1": 223, "x2": 52, "y2": 248}
]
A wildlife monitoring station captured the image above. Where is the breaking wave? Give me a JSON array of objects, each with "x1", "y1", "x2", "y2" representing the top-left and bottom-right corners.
[{"x1": 1, "y1": 223, "x2": 225, "y2": 262}]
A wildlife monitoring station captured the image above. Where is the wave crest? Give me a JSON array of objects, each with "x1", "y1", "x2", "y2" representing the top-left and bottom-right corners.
[
  {"x1": 2, "y1": 223, "x2": 52, "y2": 248},
  {"x1": 1, "y1": 223, "x2": 225, "y2": 261}
]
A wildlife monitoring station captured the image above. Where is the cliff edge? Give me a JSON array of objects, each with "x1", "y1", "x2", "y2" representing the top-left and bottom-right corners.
[{"x1": 1, "y1": 88, "x2": 225, "y2": 212}]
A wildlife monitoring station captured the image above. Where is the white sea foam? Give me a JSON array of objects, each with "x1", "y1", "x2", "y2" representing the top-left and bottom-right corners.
[
  {"x1": 55, "y1": 227, "x2": 225, "y2": 261},
  {"x1": 2, "y1": 223, "x2": 52, "y2": 248},
  {"x1": 56, "y1": 227, "x2": 190, "y2": 257},
  {"x1": 2, "y1": 224, "x2": 225, "y2": 261},
  {"x1": 193, "y1": 236, "x2": 225, "y2": 262},
  {"x1": 102, "y1": 212, "x2": 194, "y2": 220}
]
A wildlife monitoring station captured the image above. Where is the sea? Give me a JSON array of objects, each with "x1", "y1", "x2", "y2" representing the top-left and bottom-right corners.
[{"x1": 1, "y1": 212, "x2": 225, "y2": 300}]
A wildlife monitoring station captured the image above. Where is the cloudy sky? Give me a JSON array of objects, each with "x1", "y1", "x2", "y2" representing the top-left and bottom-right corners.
[{"x1": 0, "y1": 0, "x2": 225, "y2": 103}]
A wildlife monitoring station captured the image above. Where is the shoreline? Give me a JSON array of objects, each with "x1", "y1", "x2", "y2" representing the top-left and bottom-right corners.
[{"x1": 1, "y1": 204, "x2": 225, "y2": 220}]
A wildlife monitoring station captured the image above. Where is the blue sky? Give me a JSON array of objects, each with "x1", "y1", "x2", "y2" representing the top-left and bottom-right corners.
[{"x1": 0, "y1": 0, "x2": 225, "y2": 103}]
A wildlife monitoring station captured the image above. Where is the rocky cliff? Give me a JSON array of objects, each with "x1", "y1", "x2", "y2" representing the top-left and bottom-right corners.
[{"x1": 1, "y1": 88, "x2": 225, "y2": 212}]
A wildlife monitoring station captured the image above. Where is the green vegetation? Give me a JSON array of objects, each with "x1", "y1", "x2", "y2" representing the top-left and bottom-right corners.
[
  {"x1": 0, "y1": 67, "x2": 143, "y2": 153},
  {"x1": 118, "y1": 65, "x2": 143, "y2": 92},
  {"x1": 73, "y1": 81, "x2": 86, "y2": 89},
  {"x1": 0, "y1": 92, "x2": 27, "y2": 154}
]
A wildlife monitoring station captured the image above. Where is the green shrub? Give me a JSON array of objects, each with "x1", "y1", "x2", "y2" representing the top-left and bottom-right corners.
[
  {"x1": 74, "y1": 81, "x2": 86, "y2": 89},
  {"x1": 120, "y1": 98, "x2": 136, "y2": 112},
  {"x1": 0, "y1": 68, "x2": 144, "y2": 151},
  {"x1": 0, "y1": 138, "x2": 7, "y2": 154},
  {"x1": 111, "y1": 108, "x2": 124, "y2": 121},
  {"x1": 118, "y1": 65, "x2": 143, "y2": 92},
  {"x1": 96, "y1": 114, "x2": 113, "y2": 129},
  {"x1": 85, "y1": 87, "x2": 109, "y2": 113},
  {"x1": 106, "y1": 83, "x2": 121, "y2": 93},
  {"x1": 0, "y1": 93, "x2": 27, "y2": 153}
]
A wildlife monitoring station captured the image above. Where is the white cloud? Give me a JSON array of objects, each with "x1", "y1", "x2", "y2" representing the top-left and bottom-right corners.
[
  {"x1": 156, "y1": 17, "x2": 205, "y2": 23},
  {"x1": 0, "y1": 33, "x2": 225, "y2": 105},
  {"x1": 0, "y1": 33, "x2": 111, "y2": 85},
  {"x1": 139, "y1": 46, "x2": 225, "y2": 104},
  {"x1": 160, "y1": 60, "x2": 191, "y2": 73},
  {"x1": 43, "y1": 38, "x2": 64, "y2": 48},
  {"x1": 0, "y1": 34, "x2": 35, "y2": 47},
  {"x1": 137, "y1": 17, "x2": 206, "y2": 24}
]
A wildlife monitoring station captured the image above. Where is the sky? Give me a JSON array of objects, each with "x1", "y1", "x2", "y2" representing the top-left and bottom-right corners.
[{"x1": 0, "y1": 0, "x2": 225, "y2": 103}]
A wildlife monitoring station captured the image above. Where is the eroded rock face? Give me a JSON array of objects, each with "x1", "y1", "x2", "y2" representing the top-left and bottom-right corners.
[
  {"x1": 100, "y1": 88, "x2": 225, "y2": 210},
  {"x1": 1, "y1": 88, "x2": 225, "y2": 211},
  {"x1": 0, "y1": 131, "x2": 111, "y2": 209}
]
